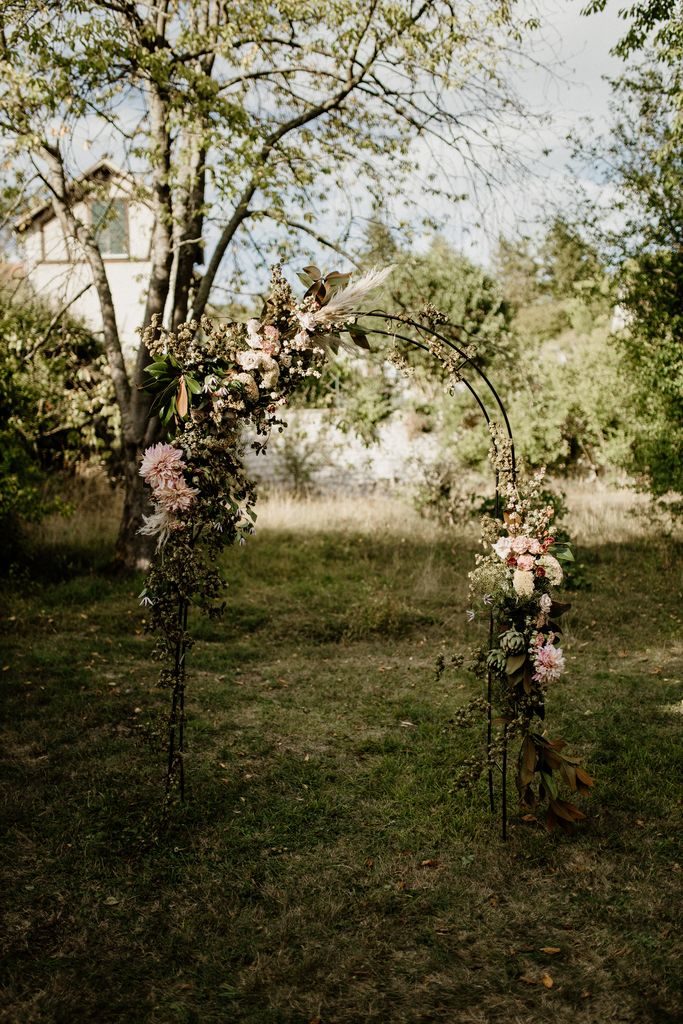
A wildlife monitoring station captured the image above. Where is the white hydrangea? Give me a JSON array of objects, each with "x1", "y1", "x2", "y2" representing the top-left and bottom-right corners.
[
  {"x1": 512, "y1": 568, "x2": 535, "y2": 598},
  {"x1": 538, "y1": 554, "x2": 563, "y2": 586}
]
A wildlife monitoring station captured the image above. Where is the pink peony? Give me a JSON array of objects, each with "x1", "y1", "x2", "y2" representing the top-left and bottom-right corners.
[
  {"x1": 511, "y1": 535, "x2": 531, "y2": 554},
  {"x1": 516, "y1": 553, "x2": 535, "y2": 572},
  {"x1": 528, "y1": 539, "x2": 543, "y2": 555},
  {"x1": 533, "y1": 642, "x2": 565, "y2": 684},
  {"x1": 139, "y1": 443, "x2": 184, "y2": 488},
  {"x1": 154, "y1": 479, "x2": 198, "y2": 513}
]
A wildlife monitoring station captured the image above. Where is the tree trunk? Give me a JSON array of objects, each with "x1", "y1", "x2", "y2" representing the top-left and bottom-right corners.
[{"x1": 115, "y1": 440, "x2": 156, "y2": 571}]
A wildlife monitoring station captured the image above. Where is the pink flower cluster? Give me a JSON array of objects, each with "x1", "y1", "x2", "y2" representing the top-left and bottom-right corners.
[
  {"x1": 492, "y1": 531, "x2": 562, "y2": 597},
  {"x1": 139, "y1": 443, "x2": 198, "y2": 516},
  {"x1": 532, "y1": 639, "x2": 566, "y2": 684}
]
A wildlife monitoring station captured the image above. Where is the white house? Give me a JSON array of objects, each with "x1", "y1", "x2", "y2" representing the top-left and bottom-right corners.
[{"x1": 15, "y1": 159, "x2": 154, "y2": 357}]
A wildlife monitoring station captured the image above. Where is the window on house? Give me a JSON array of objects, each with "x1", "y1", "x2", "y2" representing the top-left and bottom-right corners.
[{"x1": 92, "y1": 199, "x2": 128, "y2": 256}]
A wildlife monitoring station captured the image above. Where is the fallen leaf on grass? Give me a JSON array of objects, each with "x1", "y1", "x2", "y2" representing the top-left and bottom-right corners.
[
  {"x1": 400, "y1": 720, "x2": 416, "y2": 728},
  {"x1": 519, "y1": 971, "x2": 555, "y2": 988},
  {"x1": 420, "y1": 859, "x2": 439, "y2": 867},
  {"x1": 540, "y1": 947, "x2": 561, "y2": 955}
]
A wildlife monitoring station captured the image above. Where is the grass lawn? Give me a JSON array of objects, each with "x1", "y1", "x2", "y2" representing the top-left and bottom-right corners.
[{"x1": 1, "y1": 488, "x2": 681, "y2": 1023}]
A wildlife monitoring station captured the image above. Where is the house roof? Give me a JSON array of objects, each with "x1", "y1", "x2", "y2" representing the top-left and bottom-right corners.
[{"x1": 15, "y1": 159, "x2": 140, "y2": 233}]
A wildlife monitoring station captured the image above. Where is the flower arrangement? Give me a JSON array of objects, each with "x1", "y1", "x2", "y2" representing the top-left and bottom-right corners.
[
  {"x1": 462, "y1": 425, "x2": 594, "y2": 833},
  {"x1": 136, "y1": 265, "x2": 592, "y2": 837},
  {"x1": 137, "y1": 265, "x2": 393, "y2": 801}
]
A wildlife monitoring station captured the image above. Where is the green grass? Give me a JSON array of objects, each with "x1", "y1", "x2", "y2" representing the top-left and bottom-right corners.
[{"x1": 1, "y1": 492, "x2": 681, "y2": 1023}]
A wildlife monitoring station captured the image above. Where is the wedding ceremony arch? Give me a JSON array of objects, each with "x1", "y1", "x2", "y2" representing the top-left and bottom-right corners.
[{"x1": 138, "y1": 266, "x2": 593, "y2": 840}]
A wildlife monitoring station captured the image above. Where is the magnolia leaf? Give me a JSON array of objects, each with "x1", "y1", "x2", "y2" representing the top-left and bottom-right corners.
[
  {"x1": 550, "y1": 600, "x2": 572, "y2": 618},
  {"x1": 145, "y1": 360, "x2": 171, "y2": 378},
  {"x1": 177, "y1": 378, "x2": 188, "y2": 418},
  {"x1": 302, "y1": 264, "x2": 322, "y2": 280},
  {"x1": 523, "y1": 735, "x2": 537, "y2": 774},
  {"x1": 185, "y1": 375, "x2": 202, "y2": 395},
  {"x1": 560, "y1": 761, "x2": 577, "y2": 791},
  {"x1": 506, "y1": 653, "x2": 526, "y2": 675},
  {"x1": 325, "y1": 271, "x2": 352, "y2": 297},
  {"x1": 541, "y1": 770, "x2": 558, "y2": 799},
  {"x1": 549, "y1": 797, "x2": 586, "y2": 822},
  {"x1": 351, "y1": 333, "x2": 372, "y2": 351},
  {"x1": 519, "y1": 735, "x2": 537, "y2": 786},
  {"x1": 541, "y1": 748, "x2": 563, "y2": 770},
  {"x1": 161, "y1": 395, "x2": 176, "y2": 425},
  {"x1": 551, "y1": 543, "x2": 575, "y2": 562},
  {"x1": 575, "y1": 766, "x2": 595, "y2": 792}
]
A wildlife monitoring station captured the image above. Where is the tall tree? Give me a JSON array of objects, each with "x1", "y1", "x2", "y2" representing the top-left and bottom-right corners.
[
  {"x1": 0, "y1": 0, "x2": 537, "y2": 568},
  {"x1": 579, "y1": 3, "x2": 682, "y2": 500}
]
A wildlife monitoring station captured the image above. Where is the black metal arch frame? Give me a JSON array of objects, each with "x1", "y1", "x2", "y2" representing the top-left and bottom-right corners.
[
  {"x1": 164, "y1": 311, "x2": 518, "y2": 839},
  {"x1": 355, "y1": 312, "x2": 518, "y2": 838}
]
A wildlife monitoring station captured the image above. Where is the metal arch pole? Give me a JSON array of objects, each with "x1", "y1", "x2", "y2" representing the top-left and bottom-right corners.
[
  {"x1": 360, "y1": 322, "x2": 508, "y2": 824},
  {"x1": 361, "y1": 327, "x2": 495, "y2": 431},
  {"x1": 360, "y1": 313, "x2": 517, "y2": 472}
]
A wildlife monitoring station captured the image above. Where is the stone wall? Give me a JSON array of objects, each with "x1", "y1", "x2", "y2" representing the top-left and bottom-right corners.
[{"x1": 243, "y1": 408, "x2": 444, "y2": 494}]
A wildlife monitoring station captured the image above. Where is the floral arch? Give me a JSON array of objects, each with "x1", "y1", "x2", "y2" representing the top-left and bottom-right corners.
[{"x1": 139, "y1": 266, "x2": 593, "y2": 839}]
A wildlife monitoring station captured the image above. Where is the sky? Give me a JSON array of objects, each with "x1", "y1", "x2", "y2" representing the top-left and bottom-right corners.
[
  {"x1": 415, "y1": 0, "x2": 628, "y2": 264},
  {"x1": 14, "y1": 0, "x2": 632, "y2": 291}
]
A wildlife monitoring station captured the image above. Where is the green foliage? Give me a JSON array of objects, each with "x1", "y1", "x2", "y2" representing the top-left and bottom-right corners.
[
  {"x1": 508, "y1": 323, "x2": 634, "y2": 476},
  {"x1": 575, "y1": 58, "x2": 683, "y2": 499},
  {"x1": 583, "y1": 0, "x2": 683, "y2": 63},
  {"x1": 373, "y1": 236, "x2": 513, "y2": 367},
  {"x1": 0, "y1": 280, "x2": 119, "y2": 555}
]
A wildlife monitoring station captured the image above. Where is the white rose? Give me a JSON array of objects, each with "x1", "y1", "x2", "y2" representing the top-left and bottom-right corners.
[
  {"x1": 236, "y1": 350, "x2": 261, "y2": 371},
  {"x1": 493, "y1": 536, "x2": 512, "y2": 560}
]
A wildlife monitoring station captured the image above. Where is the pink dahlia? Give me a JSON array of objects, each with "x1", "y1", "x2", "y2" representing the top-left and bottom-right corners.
[
  {"x1": 533, "y1": 642, "x2": 565, "y2": 684},
  {"x1": 154, "y1": 479, "x2": 198, "y2": 513},
  {"x1": 139, "y1": 443, "x2": 185, "y2": 488}
]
